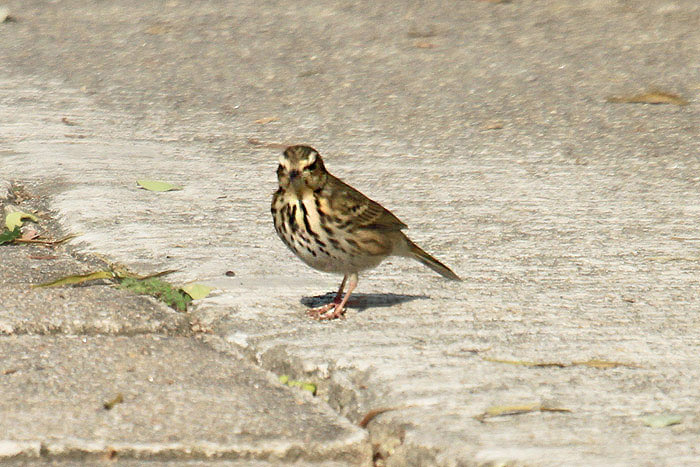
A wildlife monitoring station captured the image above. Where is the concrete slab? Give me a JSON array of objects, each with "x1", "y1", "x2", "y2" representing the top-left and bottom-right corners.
[
  {"x1": 0, "y1": 335, "x2": 370, "y2": 463},
  {"x1": 0, "y1": 461, "x2": 350, "y2": 467},
  {"x1": 1, "y1": 0, "x2": 699, "y2": 464},
  {"x1": 1, "y1": 461, "x2": 350, "y2": 467},
  {"x1": 0, "y1": 192, "x2": 190, "y2": 336},
  {"x1": 0, "y1": 283, "x2": 191, "y2": 336},
  {"x1": 0, "y1": 181, "x2": 370, "y2": 465}
]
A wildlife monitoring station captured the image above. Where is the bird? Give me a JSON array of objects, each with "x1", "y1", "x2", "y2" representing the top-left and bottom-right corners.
[{"x1": 271, "y1": 145, "x2": 460, "y2": 320}]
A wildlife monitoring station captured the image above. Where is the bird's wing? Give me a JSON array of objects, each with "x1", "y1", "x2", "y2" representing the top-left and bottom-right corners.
[{"x1": 328, "y1": 176, "x2": 408, "y2": 231}]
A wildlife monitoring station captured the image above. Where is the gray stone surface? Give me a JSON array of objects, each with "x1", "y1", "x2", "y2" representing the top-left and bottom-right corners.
[
  {"x1": 0, "y1": 284, "x2": 190, "y2": 336},
  {"x1": 0, "y1": 188, "x2": 369, "y2": 464},
  {"x1": 1, "y1": 0, "x2": 699, "y2": 465},
  {"x1": 1, "y1": 462, "x2": 349, "y2": 467},
  {"x1": 0, "y1": 335, "x2": 368, "y2": 463},
  {"x1": 0, "y1": 238, "x2": 191, "y2": 335}
]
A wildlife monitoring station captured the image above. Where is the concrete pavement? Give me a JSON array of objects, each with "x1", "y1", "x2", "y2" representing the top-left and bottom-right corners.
[
  {"x1": 1, "y1": 0, "x2": 699, "y2": 464},
  {"x1": 0, "y1": 185, "x2": 370, "y2": 464}
]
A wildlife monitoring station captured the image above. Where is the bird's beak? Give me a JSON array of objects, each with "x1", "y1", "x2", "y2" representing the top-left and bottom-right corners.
[{"x1": 289, "y1": 170, "x2": 304, "y2": 193}]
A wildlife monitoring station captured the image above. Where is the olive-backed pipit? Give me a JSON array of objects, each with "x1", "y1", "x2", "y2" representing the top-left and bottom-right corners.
[{"x1": 271, "y1": 145, "x2": 460, "y2": 320}]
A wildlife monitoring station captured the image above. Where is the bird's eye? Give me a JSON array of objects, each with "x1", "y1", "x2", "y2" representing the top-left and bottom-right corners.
[
  {"x1": 277, "y1": 164, "x2": 284, "y2": 173},
  {"x1": 305, "y1": 159, "x2": 318, "y2": 171}
]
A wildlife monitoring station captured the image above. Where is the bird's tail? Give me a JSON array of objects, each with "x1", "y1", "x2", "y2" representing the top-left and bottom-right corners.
[{"x1": 407, "y1": 239, "x2": 461, "y2": 281}]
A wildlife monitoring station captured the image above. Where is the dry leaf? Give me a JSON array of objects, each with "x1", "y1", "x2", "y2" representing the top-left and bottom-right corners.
[
  {"x1": 358, "y1": 407, "x2": 401, "y2": 428},
  {"x1": 15, "y1": 233, "x2": 78, "y2": 246},
  {"x1": 407, "y1": 26, "x2": 437, "y2": 38},
  {"x1": 483, "y1": 356, "x2": 638, "y2": 369},
  {"x1": 606, "y1": 91, "x2": 688, "y2": 106},
  {"x1": 481, "y1": 121, "x2": 504, "y2": 130},
  {"x1": 181, "y1": 283, "x2": 212, "y2": 300},
  {"x1": 298, "y1": 69, "x2": 324, "y2": 78},
  {"x1": 254, "y1": 116, "x2": 278, "y2": 124},
  {"x1": 5, "y1": 211, "x2": 39, "y2": 231},
  {"x1": 33, "y1": 270, "x2": 115, "y2": 288},
  {"x1": 482, "y1": 357, "x2": 566, "y2": 368},
  {"x1": 476, "y1": 404, "x2": 570, "y2": 422},
  {"x1": 415, "y1": 42, "x2": 436, "y2": 49},
  {"x1": 127, "y1": 269, "x2": 178, "y2": 280},
  {"x1": 641, "y1": 414, "x2": 682, "y2": 428},
  {"x1": 103, "y1": 393, "x2": 124, "y2": 410},
  {"x1": 573, "y1": 359, "x2": 639, "y2": 369},
  {"x1": 136, "y1": 180, "x2": 182, "y2": 192},
  {"x1": 27, "y1": 254, "x2": 59, "y2": 260}
]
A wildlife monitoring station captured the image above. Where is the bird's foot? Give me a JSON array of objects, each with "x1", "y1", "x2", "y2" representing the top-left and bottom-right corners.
[
  {"x1": 308, "y1": 303, "x2": 346, "y2": 320},
  {"x1": 306, "y1": 302, "x2": 334, "y2": 317},
  {"x1": 306, "y1": 275, "x2": 355, "y2": 321},
  {"x1": 306, "y1": 292, "x2": 343, "y2": 319},
  {"x1": 307, "y1": 295, "x2": 337, "y2": 314}
]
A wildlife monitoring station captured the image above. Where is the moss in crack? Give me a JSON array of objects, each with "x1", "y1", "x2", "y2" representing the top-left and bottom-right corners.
[{"x1": 119, "y1": 277, "x2": 192, "y2": 311}]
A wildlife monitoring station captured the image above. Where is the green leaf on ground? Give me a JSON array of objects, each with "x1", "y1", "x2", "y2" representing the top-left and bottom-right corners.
[
  {"x1": 31, "y1": 262, "x2": 193, "y2": 312},
  {"x1": 33, "y1": 270, "x2": 115, "y2": 288},
  {"x1": 5, "y1": 211, "x2": 39, "y2": 230},
  {"x1": 278, "y1": 375, "x2": 317, "y2": 395},
  {"x1": 181, "y1": 283, "x2": 212, "y2": 300},
  {"x1": 0, "y1": 227, "x2": 21, "y2": 245},
  {"x1": 642, "y1": 414, "x2": 682, "y2": 428},
  {"x1": 136, "y1": 180, "x2": 182, "y2": 192},
  {"x1": 119, "y1": 277, "x2": 192, "y2": 311}
]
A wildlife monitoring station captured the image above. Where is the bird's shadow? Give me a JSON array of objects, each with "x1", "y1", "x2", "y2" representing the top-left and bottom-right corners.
[{"x1": 300, "y1": 292, "x2": 429, "y2": 312}]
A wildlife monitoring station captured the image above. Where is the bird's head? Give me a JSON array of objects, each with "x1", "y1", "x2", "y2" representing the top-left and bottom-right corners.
[{"x1": 277, "y1": 145, "x2": 327, "y2": 194}]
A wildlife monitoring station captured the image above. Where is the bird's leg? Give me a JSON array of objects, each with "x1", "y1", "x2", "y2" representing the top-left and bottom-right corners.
[
  {"x1": 307, "y1": 275, "x2": 347, "y2": 317},
  {"x1": 316, "y1": 273, "x2": 358, "y2": 321}
]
